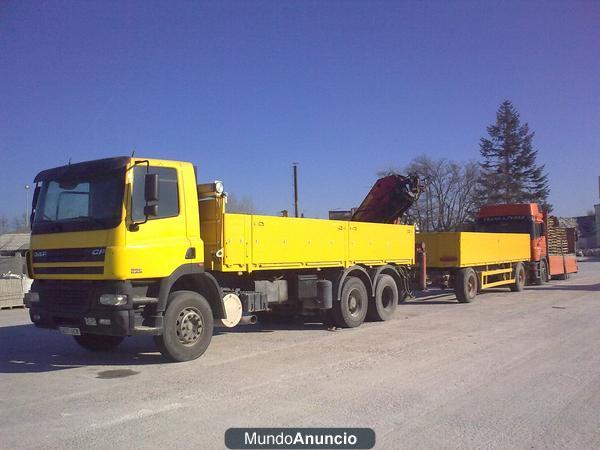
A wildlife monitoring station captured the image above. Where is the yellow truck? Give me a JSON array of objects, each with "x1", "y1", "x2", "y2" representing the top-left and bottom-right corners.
[
  {"x1": 419, "y1": 232, "x2": 531, "y2": 302},
  {"x1": 25, "y1": 157, "x2": 415, "y2": 361}
]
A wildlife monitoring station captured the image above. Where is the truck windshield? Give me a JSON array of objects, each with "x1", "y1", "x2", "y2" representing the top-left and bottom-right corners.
[
  {"x1": 476, "y1": 216, "x2": 533, "y2": 236},
  {"x1": 32, "y1": 169, "x2": 125, "y2": 234}
]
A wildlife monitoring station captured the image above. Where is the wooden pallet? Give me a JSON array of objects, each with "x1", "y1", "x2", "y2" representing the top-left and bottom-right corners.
[
  {"x1": 548, "y1": 226, "x2": 569, "y2": 255},
  {"x1": 0, "y1": 303, "x2": 25, "y2": 310}
]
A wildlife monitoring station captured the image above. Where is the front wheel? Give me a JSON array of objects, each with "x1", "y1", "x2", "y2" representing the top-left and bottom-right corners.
[
  {"x1": 510, "y1": 262, "x2": 526, "y2": 292},
  {"x1": 455, "y1": 268, "x2": 478, "y2": 303},
  {"x1": 155, "y1": 290, "x2": 214, "y2": 362},
  {"x1": 73, "y1": 334, "x2": 124, "y2": 352}
]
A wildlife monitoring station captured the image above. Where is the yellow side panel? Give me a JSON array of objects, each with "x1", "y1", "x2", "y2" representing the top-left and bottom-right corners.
[
  {"x1": 222, "y1": 214, "x2": 251, "y2": 271},
  {"x1": 419, "y1": 232, "x2": 531, "y2": 268},
  {"x1": 349, "y1": 222, "x2": 415, "y2": 265},
  {"x1": 218, "y1": 214, "x2": 414, "y2": 272},
  {"x1": 247, "y1": 215, "x2": 347, "y2": 270},
  {"x1": 199, "y1": 197, "x2": 225, "y2": 270}
]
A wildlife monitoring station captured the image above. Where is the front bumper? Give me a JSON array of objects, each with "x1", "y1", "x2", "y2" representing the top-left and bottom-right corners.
[
  {"x1": 28, "y1": 305, "x2": 132, "y2": 336},
  {"x1": 26, "y1": 279, "x2": 158, "y2": 336}
]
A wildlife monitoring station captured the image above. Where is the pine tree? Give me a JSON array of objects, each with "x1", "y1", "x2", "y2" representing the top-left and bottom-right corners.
[{"x1": 478, "y1": 100, "x2": 551, "y2": 211}]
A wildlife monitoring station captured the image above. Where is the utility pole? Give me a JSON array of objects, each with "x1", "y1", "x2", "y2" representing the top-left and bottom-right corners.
[
  {"x1": 25, "y1": 184, "x2": 31, "y2": 229},
  {"x1": 292, "y1": 163, "x2": 299, "y2": 218}
]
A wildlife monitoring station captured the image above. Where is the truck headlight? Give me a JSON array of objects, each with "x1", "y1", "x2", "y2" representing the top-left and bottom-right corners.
[{"x1": 99, "y1": 294, "x2": 128, "y2": 306}]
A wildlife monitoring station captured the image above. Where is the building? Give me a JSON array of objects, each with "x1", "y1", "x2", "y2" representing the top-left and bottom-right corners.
[
  {"x1": 0, "y1": 233, "x2": 30, "y2": 256},
  {"x1": 575, "y1": 215, "x2": 597, "y2": 249},
  {"x1": 0, "y1": 233, "x2": 29, "y2": 276}
]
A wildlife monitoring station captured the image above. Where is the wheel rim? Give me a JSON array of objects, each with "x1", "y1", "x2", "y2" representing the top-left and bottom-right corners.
[
  {"x1": 176, "y1": 307, "x2": 204, "y2": 346},
  {"x1": 347, "y1": 288, "x2": 363, "y2": 317},
  {"x1": 467, "y1": 275, "x2": 476, "y2": 297},
  {"x1": 519, "y1": 268, "x2": 525, "y2": 284},
  {"x1": 541, "y1": 262, "x2": 547, "y2": 281},
  {"x1": 381, "y1": 285, "x2": 394, "y2": 310}
]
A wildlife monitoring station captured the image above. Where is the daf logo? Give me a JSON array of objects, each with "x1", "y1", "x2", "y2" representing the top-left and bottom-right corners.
[
  {"x1": 34, "y1": 251, "x2": 47, "y2": 257},
  {"x1": 91, "y1": 248, "x2": 105, "y2": 256}
]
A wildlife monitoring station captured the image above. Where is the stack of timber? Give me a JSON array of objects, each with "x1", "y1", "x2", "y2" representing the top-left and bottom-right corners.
[{"x1": 547, "y1": 226, "x2": 569, "y2": 255}]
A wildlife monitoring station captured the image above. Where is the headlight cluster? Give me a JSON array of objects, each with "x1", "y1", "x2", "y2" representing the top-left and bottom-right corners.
[{"x1": 99, "y1": 294, "x2": 128, "y2": 306}]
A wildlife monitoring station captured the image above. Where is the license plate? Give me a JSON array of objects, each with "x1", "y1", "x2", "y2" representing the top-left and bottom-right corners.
[{"x1": 59, "y1": 326, "x2": 81, "y2": 336}]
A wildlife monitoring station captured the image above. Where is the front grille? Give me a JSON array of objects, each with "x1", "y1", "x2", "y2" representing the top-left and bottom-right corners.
[
  {"x1": 39, "y1": 281, "x2": 95, "y2": 313},
  {"x1": 32, "y1": 247, "x2": 106, "y2": 263}
]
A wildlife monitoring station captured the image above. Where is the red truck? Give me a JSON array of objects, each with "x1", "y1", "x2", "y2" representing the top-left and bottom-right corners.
[{"x1": 476, "y1": 203, "x2": 578, "y2": 284}]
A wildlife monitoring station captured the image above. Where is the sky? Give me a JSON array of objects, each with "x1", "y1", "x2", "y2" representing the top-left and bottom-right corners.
[{"x1": 1, "y1": 0, "x2": 599, "y2": 221}]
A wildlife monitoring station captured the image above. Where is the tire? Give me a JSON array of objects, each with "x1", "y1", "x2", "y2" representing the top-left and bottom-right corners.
[
  {"x1": 73, "y1": 334, "x2": 124, "y2": 352},
  {"x1": 155, "y1": 290, "x2": 214, "y2": 362},
  {"x1": 367, "y1": 274, "x2": 398, "y2": 321},
  {"x1": 332, "y1": 276, "x2": 368, "y2": 328},
  {"x1": 534, "y1": 259, "x2": 548, "y2": 285},
  {"x1": 455, "y1": 268, "x2": 478, "y2": 303},
  {"x1": 510, "y1": 262, "x2": 526, "y2": 292}
]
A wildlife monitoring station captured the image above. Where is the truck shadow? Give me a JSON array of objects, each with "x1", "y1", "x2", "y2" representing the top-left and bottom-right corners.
[
  {"x1": 214, "y1": 321, "x2": 327, "y2": 334},
  {"x1": 0, "y1": 324, "x2": 165, "y2": 374},
  {"x1": 0, "y1": 320, "x2": 330, "y2": 373},
  {"x1": 525, "y1": 283, "x2": 600, "y2": 292},
  {"x1": 402, "y1": 290, "x2": 459, "y2": 305}
]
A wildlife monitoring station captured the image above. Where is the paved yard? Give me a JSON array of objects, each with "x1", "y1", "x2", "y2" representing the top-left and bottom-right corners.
[{"x1": 1, "y1": 260, "x2": 599, "y2": 449}]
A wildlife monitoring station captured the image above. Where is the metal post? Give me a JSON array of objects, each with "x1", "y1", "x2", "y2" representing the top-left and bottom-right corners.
[
  {"x1": 25, "y1": 185, "x2": 31, "y2": 229},
  {"x1": 293, "y1": 163, "x2": 299, "y2": 218},
  {"x1": 418, "y1": 242, "x2": 427, "y2": 291}
]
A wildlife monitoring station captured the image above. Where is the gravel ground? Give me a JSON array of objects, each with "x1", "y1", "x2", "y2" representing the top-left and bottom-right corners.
[{"x1": 1, "y1": 259, "x2": 599, "y2": 449}]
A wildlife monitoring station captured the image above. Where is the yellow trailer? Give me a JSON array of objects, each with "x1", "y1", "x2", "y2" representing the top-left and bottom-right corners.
[{"x1": 419, "y1": 232, "x2": 531, "y2": 302}]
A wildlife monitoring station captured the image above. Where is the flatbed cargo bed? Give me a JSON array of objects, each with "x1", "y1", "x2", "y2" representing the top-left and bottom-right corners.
[
  {"x1": 419, "y1": 232, "x2": 531, "y2": 268},
  {"x1": 202, "y1": 213, "x2": 415, "y2": 273}
]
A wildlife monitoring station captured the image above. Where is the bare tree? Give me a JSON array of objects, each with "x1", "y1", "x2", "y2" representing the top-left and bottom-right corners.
[
  {"x1": 226, "y1": 194, "x2": 255, "y2": 214},
  {"x1": 12, "y1": 214, "x2": 29, "y2": 233},
  {"x1": 0, "y1": 216, "x2": 8, "y2": 234},
  {"x1": 379, "y1": 155, "x2": 480, "y2": 231}
]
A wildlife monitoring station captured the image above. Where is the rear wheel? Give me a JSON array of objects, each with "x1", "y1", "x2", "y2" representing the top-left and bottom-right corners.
[
  {"x1": 73, "y1": 334, "x2": 124, "y2": 352},
  {"x1": 455, "y1": 268, "x2": 478, "y2": 303},
  {"x1": 367, "y1": 274, "x2": 398, "y2": 321},
  {"x1": 155, "y1": 290, "x2": 214, "y2": 362},
  {"x1": 510, "y1": 262, "x2": 526, "y2": 292},
  {"x1": 332, "y1": 276, "x2": 368, "y2": 328}
]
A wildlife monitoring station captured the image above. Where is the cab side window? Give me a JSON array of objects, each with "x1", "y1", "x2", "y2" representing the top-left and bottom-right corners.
[
  {"x1": 132, "y1": 166, "x2": 179, "y2": 221},
  {"x1": 533, "y1": 222, "x2": 544, "y2": 238}
]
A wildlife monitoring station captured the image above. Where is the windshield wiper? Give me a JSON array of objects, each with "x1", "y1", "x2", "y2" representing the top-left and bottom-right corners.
[{"x1": 62, "y1": 216, "x2": 105, "y2": 225}]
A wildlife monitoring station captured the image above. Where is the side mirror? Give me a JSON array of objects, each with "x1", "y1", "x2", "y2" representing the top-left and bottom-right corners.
[
  {"x1": 144, "y1": 204, "x2": 158, "y2": 217},
  {"x1": 144, "y1": 173, "x2": 159, "y2": 202}
]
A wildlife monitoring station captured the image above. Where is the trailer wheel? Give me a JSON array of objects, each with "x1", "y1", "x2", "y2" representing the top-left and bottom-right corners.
[
  {"x1": 332, "y1": 276, "x2": 368, "y2": 328},
  {"x1": 73, "y1": 334, "x2": 124, "y2": 352},
  {"x1": 155, "y1": 290, "x2": 213, "y2": 362},
  {"x1": 455, "y1": 268, "x2": 478, "y2": 303},
  {"x1": 367, "y1": 274, "x2": 398, "y2": 321},
  {"x1": 535, "y1": 259, "x2": 548, "y2": 285},
  {"x1": 510, "y1": 263, "x2": 526, "y2": 292}
]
